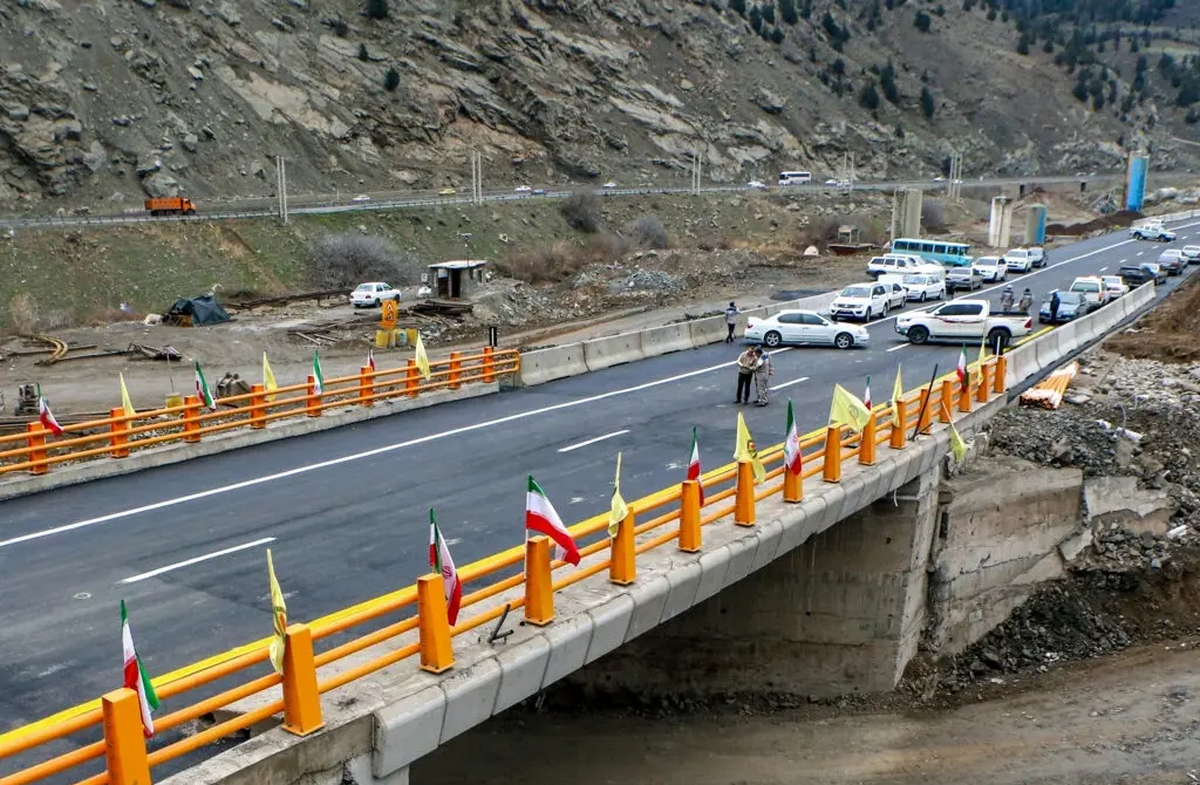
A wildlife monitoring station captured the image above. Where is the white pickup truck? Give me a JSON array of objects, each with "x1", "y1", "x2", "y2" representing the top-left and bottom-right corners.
[{"x1": 894, "y1": 299, "x2": 1033, "y2": 348}]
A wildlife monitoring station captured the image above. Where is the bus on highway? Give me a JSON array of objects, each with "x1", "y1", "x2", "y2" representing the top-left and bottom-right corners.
[
  {"x1": 890, "y1": 237, "x2": 973, "y2": 267},
  {"x1": 778, "y1": 171, "x2": 812, "y2": 185}
]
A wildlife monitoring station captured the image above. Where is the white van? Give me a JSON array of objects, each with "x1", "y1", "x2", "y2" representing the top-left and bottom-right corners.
[
  {"x1": 866, "y1": 254, "x2": 946, "y2": 280},
  {"x1": 778, "y1": 171, "x2": 812, "y2": 185}
]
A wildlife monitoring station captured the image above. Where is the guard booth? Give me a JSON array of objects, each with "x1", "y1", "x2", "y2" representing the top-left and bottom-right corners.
[{"x1": 427, "y1": 260, "x2": 487, "y2": 299}]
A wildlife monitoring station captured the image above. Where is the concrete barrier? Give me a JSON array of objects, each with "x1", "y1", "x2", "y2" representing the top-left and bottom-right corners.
[
  {"x1": 688, "y1": 315, "x2": 728, "y2": 347},
  {"x1": 582, "y1": 331, "x2": 646, "y2": 372},
  {"x1": 509, "y1": 343, "x2": 588, "y2": 388},
  {"x1": 1054, "y1": 321, "x2": 1080, "y2": 355},
  {"x1": 1007, "y1": 342, "x2": 1038, "y2": 389},
  {"x1": 640, "y1": 323, "x2": 694, "y2": 359},
  {"x1": 1034, "y1": 330, "x2": 1064, "y2": 368}
]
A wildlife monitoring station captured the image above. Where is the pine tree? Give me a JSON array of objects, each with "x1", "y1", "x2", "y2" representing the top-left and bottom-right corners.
[{"x1": 920, "y1": 85, "x2": 935, "y2": 118}]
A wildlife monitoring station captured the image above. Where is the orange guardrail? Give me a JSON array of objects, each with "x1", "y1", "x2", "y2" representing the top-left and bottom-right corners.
[
  {"x1": 0, "y1": 352, "x2": 1008, "y2": 785},
  {"x1": 0, "y1": 348, "x2": 519, "y2": 477}
]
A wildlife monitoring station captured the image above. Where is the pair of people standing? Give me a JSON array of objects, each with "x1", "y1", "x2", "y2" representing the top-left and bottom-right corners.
[{"x1": 736, "y1": 345, "x2": 773, "y2": 406}]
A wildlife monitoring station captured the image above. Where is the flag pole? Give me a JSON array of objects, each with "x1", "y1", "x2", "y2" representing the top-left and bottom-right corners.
[{"x1": 910, "y1": 363, "x2": 939, "y2": 440}]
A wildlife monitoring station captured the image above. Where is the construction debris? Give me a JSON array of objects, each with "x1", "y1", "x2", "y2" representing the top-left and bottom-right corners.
[
  {"x1": 126, "y1": 343, "x2": 183, "y2": 362},
  {"x1": 410, "y1": 299, "x2": 474, "y2": 317},
  {"x1": 1020, "y1": 362, "x2": 1078, "y2": 409},
  {"x1": 225, "y1": 289, "x2": 349, "y2": 311}
]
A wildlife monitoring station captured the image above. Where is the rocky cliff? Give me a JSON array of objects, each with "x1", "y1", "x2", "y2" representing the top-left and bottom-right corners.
[{"x1": 1, "y1": 0, "x2": 1195, "y2": 210}]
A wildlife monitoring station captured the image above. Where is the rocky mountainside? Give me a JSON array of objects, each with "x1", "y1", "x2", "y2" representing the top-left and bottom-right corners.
[{"x1": 2, "y1": 0, "x2": 1198, "y2": 211}]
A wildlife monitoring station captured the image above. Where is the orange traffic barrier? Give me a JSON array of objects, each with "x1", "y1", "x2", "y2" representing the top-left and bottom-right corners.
[
  {"x1": 939, "y1": 379, "x2": 955, "y2": 423},
  {"x1": 523, "y1": 536, "x2": 555, "y2": 626},
  {"x1": 250, "y1": 383, "x2": 267, "y2": 428},
  {"x1": 306, "y1": 374, "x2": 322, "y2": 418},
  {"x1": 678, "y1": 481, "x2": 702, "y2": 552},
  {"x1": 108, "y1": 407, "x2": 129, "y2": 459},
  {"x1": 482, "y1": 347, "x2": 496, "y2": 383},
  {"x1": 101, "y1": 689, "x2": 150, "y2": 785},
  {"x1": 182, "y1": 394, "x2": 201, "y2": 443},
  {"x1": 360, "y1": 366, "x2": 375, "y2": 408},
  {"x1": 24, "y1": 423, "x2": 48, "y2": 475},
  {"x1": 976, "y1": 364, "x2": 991, "y2": 404},
  {"x1": 994, "y1": 355, "x2": 1007, "y2": 393},
  {"x1": 448, "y1": 352, "x2": 463, "y2": 390},
  {"x1": 822, "y1": 425, "x2": 842, "y2": 483},
  {"x1": 734, "y1": 461, "x2": 755, "y2": 526},
  {"x1": 958, "y1": 376, "x2": 972, "y2": 413},
  {"x1": 859, "y1": 413, "x2": 876, "y2": 466},
  {"x1": 610, "y1": 511, "x2": 636, "y2": 585},
  {"x1": 417, "y1": 575, "x2": 454, "y2": 674},
  {"x1": 281, "y1": 624, "x2": 324, "y2": 736},
  {"x1": 890, "y1": 398, "x2": 908, "y2": 449}
]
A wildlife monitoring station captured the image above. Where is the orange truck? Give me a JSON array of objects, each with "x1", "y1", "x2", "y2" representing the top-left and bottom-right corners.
[{"x1": 144, "y1": 197, "x2": 198, "y2": 216}]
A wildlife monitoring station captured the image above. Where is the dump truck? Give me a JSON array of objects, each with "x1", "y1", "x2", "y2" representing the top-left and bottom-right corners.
[{"x1": 144, "y1": 197, "x2": 198, "y2": 216}]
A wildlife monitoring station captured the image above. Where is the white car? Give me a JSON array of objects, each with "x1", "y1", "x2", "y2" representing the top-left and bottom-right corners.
[
  {"x1": 900, "y1": 273, "x2": 946, "y2": 302},
  {"x1": 1068, "y1": 276, "x2": 1109, "y2": 307},
  {"x1": 352, "y1": 194, "x2": 371, "y2": 202},
  {"x1": 824, "y1": 178, "x2": 839, "y2": 186},
  {"x1": 1181, "y1": 245, "x2": 1200, "y2": 263},
  {"x1": 1000, "y1": 248, "x2": 1034, "y2": 273},
  {"x1": 1100, "y1": 275, "x2": 1129, "y2": 298},
  {"x1": 971, "y1": 256, "x2": 1007, "y2": 282},
  {"x1": 746, "y1": 180, "x2": 767, "y2": 189},
  {"x1": 866, "y1": 254, "x2": 944, "y2": 279},
  {"x1": 602, "y1": 181, "x2": 617, "y2": 189},
  {"x1": 350, "y1": 282, "x2": 402, "y2": 307},
  {"x1": 744, "y1": 310, "x2": 870, "y2": 350},
  {"x1": 1131, "y1": 222, "x2": 1176, "y2": 242},
  {"x1": 830, "y1": 282, "x2": 896, "y2": 321},
  {"x1": 514, "y1": 185, "x2": 532, "y2": 193}
]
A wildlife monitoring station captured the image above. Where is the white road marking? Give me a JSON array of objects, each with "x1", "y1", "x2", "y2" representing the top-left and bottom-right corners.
[
  {"x1": 119, "y1": 537, "x2": 277, "y2": 585},
  {"x1": 1137, "y1": 251, "x2": 1144, "y2": 256},
  {"x1": 769, "y1": 376, "x2": 810, "y2": 392},
  {"x1": 1098, "y1": 266, "x2": 1107, "y2": 272},
  {"x1": 0, "y1": 349, "x2": 792, "y2": 550},
  {"x1": 887, "y1": 343, "x2": 910, "y2": 352},
  {"x1": 1119, "y1": 259, "x2": 1127, "y2": 264},
  {"x1": 557, "y1": 429, "x2": 630, "y2": 453}
]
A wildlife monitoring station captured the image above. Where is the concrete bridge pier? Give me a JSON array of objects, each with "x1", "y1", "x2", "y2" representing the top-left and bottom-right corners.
[{"x1": 569, "y1": 470, "x2": 941, "y2": 699}]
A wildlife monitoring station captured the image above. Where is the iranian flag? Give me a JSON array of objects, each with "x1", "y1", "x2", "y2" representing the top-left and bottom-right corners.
[
  {"x1": 686, "y1": 426, "x2": 705, "y2": 504},
  {"x1": 428, "y1": 509, "x2": 462, "y2": 626},
  {"x1": 37, "y1": 390, "x2": 64, "y2": 436},
  {"x1": 194, "y1": 361, "x2": 215, "y2": 410},
  {"x1": 525, "y1": 475, "x2": 580, "y2": 566},
  {"x1": 864, "y1": 375, "x2": 872, "y2": 409},
  {"x1": 312, "y1": 351, "x2": 325, "y2": 395},
  {"x1": 784, "y1": 400, "x2": 802, "y2": 475},
  {"x1": 956, "y1": 344, "x2": 968, "y2": 392},
  {"x1": 367, "y1": 348, "x2": 376, "y2": 373},
  {"x1": 121, "y1": 600, "x2": 159, "y2": 738}
]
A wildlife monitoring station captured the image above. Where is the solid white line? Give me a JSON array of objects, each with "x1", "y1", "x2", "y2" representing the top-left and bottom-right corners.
[
  {"x1": 118, "y1": 537, "x2": 277, "y2": 584},
  {"x1": 1137, "y1": 251, "x2": 1144, "y2": 256},
  {"x1": 887, "y1": 343, "x2": 910, "y2": 352},
  {"x1": 0, "y1": 348, "x2": 792, "y2": 549},
  {"x1": 557, "y1": 430, "x2": 629, "y2": 453},
  {"x1": 769, "y1": 376, "x2": 810, "y2": 391},
  {"x1": 1098, "y1": 266, "x2": 1108, "y2": 272}
]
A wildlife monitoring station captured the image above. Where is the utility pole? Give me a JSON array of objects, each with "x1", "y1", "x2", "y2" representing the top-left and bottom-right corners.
[
  {"x1": 947, "y1": 151, "x2": 964, "y2": 201},
  {"x1": 470, "y1": 150, "x2": 483, "y2": 206},
  {"x1": 276, "y1": 155, "x2": 288, "y2": 225},
  {"x1": 691, "y1": 152, "x2": 703, "y2": 195}
]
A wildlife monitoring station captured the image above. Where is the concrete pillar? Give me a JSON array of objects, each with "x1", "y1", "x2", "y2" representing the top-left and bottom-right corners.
[
  {"x1": 565, "y1": 472, "x2": 941, "y2": 699},
  {"x1": 988, "y1": 196, "x2": 1014, "y2": 249},
  {"x1": 1125, "y1": 153, "x2": 1149, "y2": 212},
  {"x1": 891, "y1": 188, "x2": 922, "y2": 240},
  {"x1": 1023, "y1": 204, "x2": 1047, "y2": 246}
]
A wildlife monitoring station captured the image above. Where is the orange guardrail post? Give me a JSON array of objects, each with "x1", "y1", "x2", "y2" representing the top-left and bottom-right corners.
[
  {"x1": 609, "y1": 511, "x2": 636, "y2": 586},
  {"x1": 417, "y1": 574, "x2": 455, "y2": 673},
  {"x1": 916, "y1": 389, "x2": 933, "y2": 435},
  {"x1": 448, "y1": 351, "x2": 462, "y2": 389},
  {"x1": 939, "y1": 379, "x2": 955, "y2": 423},
  {"x1": 524, "y1": 535, "x2": 555, "y2": 626},
  {"x1": 783, "y1": 462, "x2": 803, "y2": 503},
  {"x1": 734, "y1": 461, "x2": 756, "y2": 526},
  {"x1": 859, "y1": 414, "x2": 876, "y2": 466},
  {"x1": 959, "y1": 376, "x2": 972, "y2": 413},
  {"x1": 101, "y1": 688, "x2": 151, "y2": 785},
  {"x1": 182, "y1": 394, "x2": 201, "y2": 443},
  {"x1": 109, "y1": 407, "x2": 130, "y2": 459},
  {"x1": 993, "y1": 355, "x2": 1007, "y2": 393},
  {"x1": 25, "y1": 422, "x2": 49, "y2": 475},
  {"x1": 406, "y1": 359, "x2": 419, "y2": 397},
  {"x1": 281, "y1": 623, "x2": 324, "y2": 736},
  {"x1": 890, "y1": 400, "x2": 907, "y2": 449},
  {"x1": 359, "y1": 365, "x2": 375, "y2": 408},
  {"x1": 976, "y1": 363, "x2": 991, "y2": 404},
  {"x1": 306, "y1": 374, "x2": 321, "y2": 418},
  {"x1": 250, "y1": 383, "x2": 267, "y2": 429},
  {"x1": 482, "y1": 346, "x2": 496, "y2": 383},
  {"x1": 679, "y1": 480, "x2": 702, "y2": 552},
  {"x1": 822, "y1": 425, "x2": 842, "y2": 483}
]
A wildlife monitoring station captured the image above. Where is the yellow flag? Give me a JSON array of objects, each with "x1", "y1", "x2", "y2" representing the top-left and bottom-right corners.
[
  {"x1": 414, "y1": 331, "x2": 432, "y2": 381},
  {"x1": 977, "y1": 333, "x2": 988, "y2": 369},
  {"x1": 118, "y1": 373, "x2": 136, "y2": 419},
  {"x1": 829, "y1": 384, "x2": 872, "y2": 433},
  {"x1": 733, "y1": 412, "x2": 766, "y2": 483},
  {"x1": 890, "y1": 365, "x2": 904, "y2": 427},
  {"x1": 949, "y1": 423, "x2": 969, "y2": 464},
  {"x1": 266, "y1": 549, "x2": 288, "y2": 674},
  {"x1": 607, "y1": 452, "x2": 629, "y2": 538},
  {"x1": 262, "y1": 351, "x2": 279, "y2": 403}
]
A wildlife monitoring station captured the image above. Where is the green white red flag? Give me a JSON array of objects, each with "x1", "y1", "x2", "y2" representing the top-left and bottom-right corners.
[
  {"x1": 956, "y1": 345, "x2": 968, "y2": 392},
  {"x1": 194, "y1": 361, "x2": 215, "y2": 410},
  {"x1": 37, "y1": 388, "x2": 63, "y2": 436},
  {"x1": 525, "y1": 475, "x2": 579, "y2": 565},
  {"x1": 121, "y1": 600, "x2": 159, "y2": 738},
  {"x1": 428, "y1": 509, "x2": 461, "y2": 625},
  {"x1": 687, "y1": 426, "x2": 704, "y2": 504},
  {"x1": 312, "y1": 351, "x2": 325, "y2": 395},
  {"x1": 784, "y1": 400, "x2": 802, "y2": 475}
]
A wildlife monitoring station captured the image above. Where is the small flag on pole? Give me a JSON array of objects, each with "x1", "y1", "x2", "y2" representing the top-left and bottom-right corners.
[
  {"x1": 266, "y1": 549, "x2": 288, "y2": 674},
  {"x1": 829, "y1": 384, "x2": 872, "y2": 433},
  {"x1": 194, "y1": 361, "x2": 216, "y2": 410},
  {"x1": 119, "y1": 374, "x2": 136, "y2": 419},
  {"x1": 311, "y1": 351, "x2": 325, "y2": 395},
  {"x1": 262, "y1": 352, "x2": 279, "y2": 403},
  {"x1": 367, "y1": 347, "x2": 376, "y2": 373},
  {"x1": 37, "y1": 387, "x2": 64, "y2": 436},
  {"x1": 784, "y1": 400, "x2": 802, "y2": 476},
  {"x1": 429, "y1": 509, "x2": 462, "y2": 626},
  {"x1": 949, "y1": 423, "x2": 969, "y2": 464},
  {"x1": 121, "y1": 600, "x2": 159, "y2": 738},
  {"x1": 956, "y1": 344, "x2": 968, "y2": 392},
  {"x1": 414, "y1": 332, "x2": 432, "y2": 381},
  {"x1": 864, "y1": 375, "x2": 872, "y2": 410},
  {"x1": 686, "y1": 426, "x2": 705, "y2": 504},
  {"x1": 525, "y1": 475, "x2": 580, "y2": 565},
  {"x1": 608, "y1": 453, "x2": 630, "y2": 538},
  {"x1": 734, "y1": 412, "x2": 766, "y2": 483},
  {"x1": 890, "y1": 365, "x2": 905, "y2": 427}
]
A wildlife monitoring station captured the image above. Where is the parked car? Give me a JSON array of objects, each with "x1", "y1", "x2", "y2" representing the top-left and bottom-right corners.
[
  {"x1": 533, "y1": 188, "x2": 546, "y2": 195},
  {"x1": 1038, "y1": 290, "x2": 1091, "y2": 324},
  {"x1": 946, "y1": 267, "x2": 984, "y2": 291},
  {"x1": 1118, "y1": 264, "x2": 1155, "y2": 287},
  {"x1": 866, "y1": 254, "x2": 944, "y2": 279},
  {"x1": 1157, "y1": 249, "x2": 1186, "y2": 276},
  {"x1": 971, "y1": 256, "x2": 1008, "y2": 283},
  {"x1": 746, "y1": 180, "x2": 767, "y2": 189},
  {"x1": 351, "y1": 194, "x2": 371, "y2": 202},
  {"x1": 514, "y1": 185, "x2": 532, "y2": 193},
  {"x1": 1000, "y1": 247, "x2": 1035, "y2": 273},
  {"x1": 1130, "y1": 222, "x2": 1176, "y2": 242},
  {"x1": 1143, "y1": 262, "x2": 1168, "y2": 284},
  {"x1": 602, "y1": 181, "x2": 618, "y2": 189},
  {"x1": 899, "y1": 273, "x2": 947, "y2": 302},
  {"x1": 1100, "y1": 275, "x2": 1129, "y2": 299},
  {"x1": 1181, "y1": 245, "x2": 1200, "y2": 263},
  {"x1": 350, "y1": 282, "x2": 402, "y2": 307},
  {"x1": 830, "y1": 282, "x2": 896, "y2": 321},
  {"x1": 894, "y1": 299, "x2": 1033, "y2": 348},
  {"x1": 744, "y1": 310, "x2": 870, "y2": 349},
  {"x1": 1068, "y1": 276, "x2": 1110, "y2": 307},
  {"x1": 438, "y1": 187, "x2": 456, "y2": 195}
]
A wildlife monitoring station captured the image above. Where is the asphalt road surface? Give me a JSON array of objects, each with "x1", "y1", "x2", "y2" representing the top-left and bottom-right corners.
[{"x1": 1, "y1": 218, "x2": 1199, "y2": 776}]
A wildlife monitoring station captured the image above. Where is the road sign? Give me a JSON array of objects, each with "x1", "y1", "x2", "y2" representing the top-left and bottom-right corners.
[{"x1": 381, "y1": 300, "x2": 398, "y2": 330}]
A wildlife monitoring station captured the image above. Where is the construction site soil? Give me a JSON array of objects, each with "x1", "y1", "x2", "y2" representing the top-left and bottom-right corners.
[{"x1": 1108, "y1": 273, "x2": 1200, "y2": 363}]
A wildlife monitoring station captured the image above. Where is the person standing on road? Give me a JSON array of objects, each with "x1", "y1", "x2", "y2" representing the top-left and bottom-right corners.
[
  {"x1": 1050, "y1": 290, "x2": 1061, "y2": 322},
  {"x1": 753, "y1": 346, "x2": 774, "y2": 407},
  {"x1": 735, "y1": 345, "x2": 757, "y2": 404},
  {"x1": 1018, "y1": 288, "x2": 1033, "y2": 314},
  {"x1": 1000, "y1": 285, "x2": 1015, "y2": 312},
  {"x1": 725, "y1": 302, "x2": 739, "y2": 343}
]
